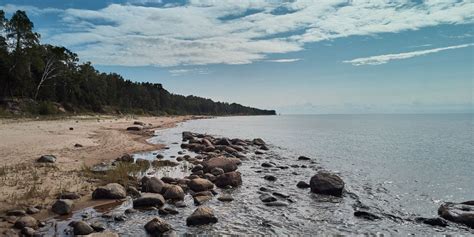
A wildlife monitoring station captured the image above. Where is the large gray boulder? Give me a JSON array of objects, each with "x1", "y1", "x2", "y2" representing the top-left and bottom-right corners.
[
  {"x1": 92, "y1": 183, "x2": 126, "y2": 199},
  {"x1": 186, "y1": 206, "x2": 218, "y2": 226},
  {"x1": 51, "y1": 199, "x2": 74, "y2": 215},
  {"x1": 438, "y1": 201, "x2": 474, "y2": 228},
  {"x1": 310, "y1": 171, "x2": 344, "y2": 197}
]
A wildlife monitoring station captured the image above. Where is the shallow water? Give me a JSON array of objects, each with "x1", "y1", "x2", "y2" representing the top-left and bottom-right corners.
[{"x1": 42, "y1": 114, "x2": 474, "y2": 235}]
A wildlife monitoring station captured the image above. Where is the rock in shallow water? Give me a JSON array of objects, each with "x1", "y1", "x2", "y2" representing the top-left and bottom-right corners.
[
  {"x1": 186, "y1": 207, "x2": 218, "y2": 226},
  {"x1": 202, "y1": 157, "x2": 240, "y2": 173},
  {"x1": 92, "y1": 183, "x2": 126, "y2": 199},
  {"x1": 296, "y1": 181, "x2": 310, "y2": 189},
  {"x1": 71, "y1": 221, "x2": 94, "y2": 235},
  {"x1": 163, "y1": 185, "x2": 184, "y2": 201},
  {"x1": 133, "y1": 193, "x2": 165, "y2": 208},
  {"x1": 188, "y1": 178, "x2": 214, "y2": 192},
  {"x1": 214, "y1": 171, "x2": 242, "y2": 188},
  {"x1": 263, "y1": 175, "x2": 277, "y2": 181},
  {"x1": 52, "y1": 199, "x2": 74, "y2": 215},
  {"x1": 310, "y1": 171, "x2": 344, "y2": 197},
  {"x1": 260, "y1": 194, "x2": 277, "y2": 203},
  {"x1": 415, "y1": 217, "x2": 448, "y2": 227},
  {"x1": 144, "y1": 217, "x2": 172, "y2": 236},
  {"x1": 354, "y1": 211, "x2": 380, "y2": 221},
  {"x1": 438, "y1": 201, "x2": 474, "y2": 228}
]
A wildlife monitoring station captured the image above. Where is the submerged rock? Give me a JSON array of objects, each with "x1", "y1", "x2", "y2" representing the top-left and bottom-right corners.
[
  {"x1": 186, "y1": 207, "x2": 218, "y2": 226},
  {"x1": 144, "y1": 218, "x2": 172, "y2": 236},
  {"x1": 438, "y1": 201, "x2": 474, "y2": 228},
  {"x1": 310, "y1": 171, "x2": 344, "y2": 197},
  {"x1": 92, "y1": 183, "x2": 126, "y2": 199},
  {"x1": 51, "y1": 199, "x2": 74, "y2": 215}
]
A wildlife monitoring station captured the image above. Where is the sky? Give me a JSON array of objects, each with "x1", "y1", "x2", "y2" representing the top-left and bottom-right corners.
[{"x1": 1, "y1": 0, "x2": 473, "y2": 114}]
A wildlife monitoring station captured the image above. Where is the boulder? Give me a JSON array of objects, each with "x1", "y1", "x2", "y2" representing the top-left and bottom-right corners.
[
  {"x1": 203, "y1": 173, "x2": 216, "y2": 182},
  {"x1": 126, "y1": 186, "x2": 141, "y2": 198},
  {"x1": 202, "y1": 157, "x2": 240, "y2": 173},
  {"x1": 310, "y1": 172, "x2": 344, "y2": 197},
  {"x1": 296, "y1": 181, "x2": 310, "y2": 189},
  {"x1": 188, "y1": 178, "x2": 214, "y2": 192},
  {"x1": 92, "y1": 183, "x2": 126, "y2": 199},
  {"x1": 215, "y1": 138, "x2": 232, "y2": 146},
  {"x1": 163, "y1": 185, "x2": 185, "y2": 201},
  {"x1": 142, "y1": 177, "x2": 165, "y2": 193},
  {"x1": 438, "y1": 202, "x2": 474, "y2": 228},
  {"x1": 71, "y1": 221, "x2": 94, "y2": 235},
  {"x1": 210, "y1": 167, "x2": 224, "y2": 176},
  {"x1": 51, "y1": 199, "x2": 74, "y2": 215},
  {"x1": 144, "y1": 218, "x2": 172, "y2": 236},
  {"x1": 415, "y1": 217, "x2": 448, "y2": 227},
  {"x1": 182, "y1": 131, "x2": 194, "y2": 141},
  {"x1": 186, "y1": 207, "x2": 218, "y2": 226},
  {"x1": 161, "y1": 177, "x2": 177, "y2": 184},
  {"x1": 252, "y1": 138, "x2": 265, "y2": 146},
  {"x1": 37, "y1": 155, "x2": 56, "y2": 163},
  {"x1": 133, "y1": 193, "x2": 166, "y2": 208},
  {"x1": 193, "y1": 195, "x2": 212, "y2": 206},
  {"x1": 214, "y1": 172, "x2": 242, "y2": 188},
  {"x1": 14, "y1": 216, "x2": 38, "y2": 229}
]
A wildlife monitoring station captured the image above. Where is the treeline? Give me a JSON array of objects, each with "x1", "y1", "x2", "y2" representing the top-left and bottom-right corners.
[{"x1": 0, "y1": 10, "x2": 275, "y2": 116}]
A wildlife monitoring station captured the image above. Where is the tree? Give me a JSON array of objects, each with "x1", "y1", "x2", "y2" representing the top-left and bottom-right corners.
[{"x1": 6, "y1": 10, "x2": 39, "y2": 52}]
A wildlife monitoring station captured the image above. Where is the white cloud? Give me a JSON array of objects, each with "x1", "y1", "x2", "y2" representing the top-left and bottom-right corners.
[
  {"x1": 169, "y1": 68, "x2": 211, "y2": 76},
  {"x1": 267, "y1": 58, "x2": 301, "y2": 63},
  {"x1": 343, "y1": 43, "x2": 474, "y2": 66},
  {"x1": 2, "y1": 0, "x2": 474, "y2": 67}
]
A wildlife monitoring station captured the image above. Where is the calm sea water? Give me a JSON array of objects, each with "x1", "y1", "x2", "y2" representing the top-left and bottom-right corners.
[{"x1": 45, "y1": 114, "x2": 474, "y2": 235}]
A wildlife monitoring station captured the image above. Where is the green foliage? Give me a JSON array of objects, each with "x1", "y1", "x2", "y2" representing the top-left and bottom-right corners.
[{"x1": 0, "y1": 10, "x2": 276, "y2": 116}]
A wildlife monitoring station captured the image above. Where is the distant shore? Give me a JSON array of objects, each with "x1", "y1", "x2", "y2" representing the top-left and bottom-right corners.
[{"x1": 0, "y1": 115, "x2": 203, "y2": 222}]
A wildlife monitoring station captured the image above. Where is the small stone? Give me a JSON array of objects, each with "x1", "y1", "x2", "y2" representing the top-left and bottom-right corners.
[
  {"x1": 263, "y1": 175, "x2": 277, "y2": 181},
  {"x1": 90, "y1": 221, "x2": 106, "y2": 232},
  {"x1": 37, "y1": 155, "x2": 56, "y2": 163},
  {"x1": 145, "y1": 217, "x2": 172, "y2": 236},
  {"x1": 264, "y1": 201, "x2": 288, "y2": 207},
  {"x1": 260, "y1": 194, "x2": 277, "y2": 203},
  {"x1": 296, "y1": 181, "x2": 310, "y2": 189},
  {"x1": 298, "y1": 156, "x2": 311, "y2": 161},
  {"x1": 261, "y1": 162, "x2": 274, "y2": 168},
  {"x1": 52, "y1": 199, "x2": 74, "y2": 215},
  {"x1": 71, "y1": 221, "x2": 94, "y2": 235},
  {"x1": 186, "y1": 206, "x2": 218, "y2": 226}
]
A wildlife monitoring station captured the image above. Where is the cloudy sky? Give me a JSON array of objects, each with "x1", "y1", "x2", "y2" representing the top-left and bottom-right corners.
[{"x1": 1, "y1": 0, "x2": 473, "y2": 113}]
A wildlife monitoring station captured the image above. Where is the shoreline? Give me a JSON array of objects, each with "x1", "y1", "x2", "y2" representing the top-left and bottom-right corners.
[{"x1": 0, "y1": 115, "x2": 207, "y2": 229}]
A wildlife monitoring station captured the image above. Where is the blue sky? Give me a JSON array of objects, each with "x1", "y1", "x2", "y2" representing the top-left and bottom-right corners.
[{"x1": 1, "y1": 0, "x2": 473, "y2": 114}]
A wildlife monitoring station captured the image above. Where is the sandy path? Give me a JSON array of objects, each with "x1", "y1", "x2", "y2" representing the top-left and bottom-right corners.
[{"x1": 0, "y1": 115, "x2": 196, "y2": 213}]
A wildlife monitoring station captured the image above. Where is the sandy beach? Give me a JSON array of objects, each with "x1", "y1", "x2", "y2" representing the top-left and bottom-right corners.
[{"x1": 0, "y1": 115, "x2": 195, "y2": 214}]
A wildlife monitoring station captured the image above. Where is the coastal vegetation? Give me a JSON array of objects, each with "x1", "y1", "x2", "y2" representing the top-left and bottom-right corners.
[{"x1": 0, "y1": 10, "x2": 275, "y2": 116}]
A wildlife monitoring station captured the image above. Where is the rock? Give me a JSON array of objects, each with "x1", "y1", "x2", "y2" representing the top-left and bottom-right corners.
[
  {"x1": 415, "y1": 217, "x2": 448, "y2": 227},
  {"x1": 438, "y1": 202, "x2": 474, "y2": 228},
  {"x1": 163, "y1": 185, "x2": 185, "y2": 201},
  {"x1": 215, "y1": 138, "x2": 232, "y2": 146},
  {"x1": 310, "y1": 172, "x2": 345, "y2": 197},
  {"x1": 193, "y1": 191, "x2": 214, "y2": 197},
  {"x1": 259, "y1": 187, "x2": 272, "y2": 192},
  {"x1": 264, "y1": 201, "x2": 288, "y2": 207},
  {"x1": 133, "y1": 193, "x2": 166, "y2": 208},
  {"x1": 114, "y1": 214, "x2": 127, "y2": 222},
  {"x1": 6, "y1": 210, "x2": 26, "y2": 216},
  {"x1": 261, "y1": 162, "x2": 274, "y2": 168},
  {"x1": 92, "y1": 183, "x2": 126, "y2": 199},
  {"x1": 214, "y1": 171, "x2": 242, "y2": 188},
  {"x1": 298, "y1": 156, "x2": 311, "y2": 161},
  {"x1": 90, "y1": 221, "x2": 106, "y2": 232},
  {"x1": 126, "y1": 186, "x2": 141, "y2": 198},
  {"x1": 74, "y1": 143, "x2": 83, "y2": 148},
  {"x1": 252, "y1": 138, "x2": 265, "y2": 146},
  {"x1": 174, "y1": 201, "x2": 187, "y2": 208},
  {"x1": 186, "y1": 207, "x2": 218, "y2": 226},
  {"x1": 142, "y1": 177, "x2": 166, "y2": 193},
  {"x1": 188, "y1": 178, "x2": 214, "y2": 192},
  {"x1": 14, "y1": 216, "x2": 38, "y2": 229},
  {"x1": 260, "y1": 145, "x2": 269, "y2": 151},
  {"x1": 25, "y1": 207, "x2": 39, "y2": 215},
  {"x1": 191, "y1": 164, "x2": 203, "y2": 172},
  {"x1": 117, "y1": 154, "x2": 134, "y2": 162},
  {"x1": 21, "y1": 227, "x2": 35, "y2": 236},
  {"x1": 203, "y1": 173, "x2": 216, "y2": 182},
  {"x1": 159, "y1": 207, "x2": 179, "y2": 215},
  {"x1": 37, "y1": 155, "x2": 56, "y2": 163},
  {"x1": 156, "y1": 154, "x2": 164, "y2": 159},
  {"x1": 133, "y1": 121, "x2": 145, "y2": 126},
  {"x1": 70, "y1": 221, "x2": 94, "y2": 235},
  {"x1": 144, "y1": 217, "x2": 172, "y2": 236},
  {"x1": 202, "y1": 157, "x2": 240, "y2": 173},
  {"x1": 193, "y1": 195, "x2": 212, "y2": 206},
  {"x1": 296, "y1": 181, "x2": 310, "y2": 189},
  {"x1": 125, "y1": 208, "x2": 137, "y2": 214},
  {"x1": 210, "y1": 167, "x2": 224, "y2": 176},
  {"x1": 273, "y1": 192, "x2": 290, "y2": 198},
  {"x1": 126, "y1": 126, "x2": 142, "y2": 131},
  {"x1": 192, "y1": 170, "x2": 204, "y2": 176},
  {"x1": 161, "y1": 177, "x2": 177, "y2": 184},
  {"x1": 354, "y1": 211, "x2": 380, "y2": 220},
  {"x1": 260, "y1": 194, "x2": 277, "y2": 203},
  {"x1": 263, "y1": 175, "x2": 277, "y2": 181},
  {"x1": 217, "y1": 194, "x2": 234, "y2": 202},
  {"x1": 58, "y1": 192, "x2": 81, "y2": 200},
  {"x1": 51, "y1": 199, "x2": 73, "y2": 215},
  {"x1": 255, "y1": 150, "x2": 265, "y2": 155},
  {"x1": 182, "y1": 131, "x2": 194, "y2": 141}
]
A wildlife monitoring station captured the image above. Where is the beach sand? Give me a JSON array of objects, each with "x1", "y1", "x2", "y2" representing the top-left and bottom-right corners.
[{"x1": 0, "y1": 115, "x2": 195, "y2": 214}]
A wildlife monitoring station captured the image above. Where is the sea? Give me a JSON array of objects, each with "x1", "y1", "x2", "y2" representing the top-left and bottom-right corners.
[{"x1": 48, "y1": 114, "x2": 474, "y2": 235}]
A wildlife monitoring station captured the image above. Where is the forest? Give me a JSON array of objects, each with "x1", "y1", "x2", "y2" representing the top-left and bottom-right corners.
[{"x1": 0, "y1": 10, "x2": 275, "y2": 116}]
